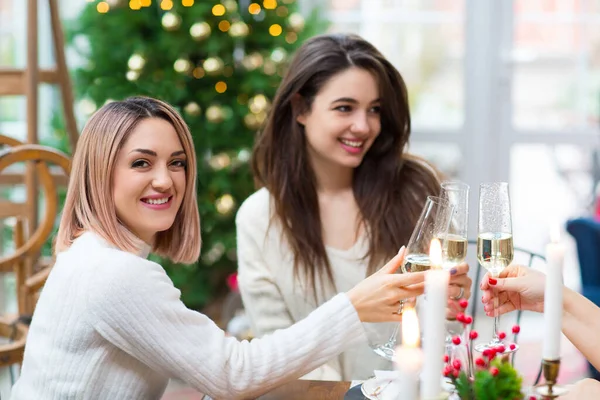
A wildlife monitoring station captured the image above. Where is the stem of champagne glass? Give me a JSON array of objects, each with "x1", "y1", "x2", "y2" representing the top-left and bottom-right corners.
[{"x1": 492, "y1": 271, "x2": 500, "y2": 343}]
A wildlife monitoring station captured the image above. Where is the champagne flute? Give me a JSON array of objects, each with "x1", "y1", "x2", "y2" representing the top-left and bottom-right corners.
[
  {"x1": 440, "y1": 181, "x2": 470, "y2": 376},
  {"x1": 370, "y1": 196, "x2": 454, "y2": 361},
  {"x1": 439, "y1": 181, "x2": 470, "y2": 270},
  {"x1": 475, "y1": 182, "x2": 516, "y2": 354}
]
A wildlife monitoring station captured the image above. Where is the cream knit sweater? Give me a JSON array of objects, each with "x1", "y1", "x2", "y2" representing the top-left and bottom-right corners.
[
  {"x1": 236, "y1": 188, "x2": 392, "y2": 381},
  {"x1": 10, "y1": 231, "x2": 366, "y2": 399}
]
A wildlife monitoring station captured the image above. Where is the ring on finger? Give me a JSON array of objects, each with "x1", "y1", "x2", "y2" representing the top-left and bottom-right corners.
[
  {"x1": 450, "y1": 286, "x2": 465, "y2": 300},
  {"x1": 395, "y1": 299, "x2": 405, "y2": 315}
]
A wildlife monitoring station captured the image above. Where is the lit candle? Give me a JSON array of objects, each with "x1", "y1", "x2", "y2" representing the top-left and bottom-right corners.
[
  {"x1": 421, "y1": 239, "x2": 450, "y2": 399},
  {"x1": 394, "y1": 307, "x2": 422, "y2": 400},
  {"x1": 543, "y1": 227, "x2": 565, "y2": 360}
]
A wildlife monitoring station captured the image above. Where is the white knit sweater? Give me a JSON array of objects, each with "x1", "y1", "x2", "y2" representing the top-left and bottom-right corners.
[
  {"x1": 236, "y1": 188, "x2": 393, "y2": 381},
  {"x1": 10, "y1": 231, "x2": 366, "y2": 399}
]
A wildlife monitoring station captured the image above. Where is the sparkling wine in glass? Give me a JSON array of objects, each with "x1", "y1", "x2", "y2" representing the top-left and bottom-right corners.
[
  {"x1": 439, "y1": 181, "x2": 470, "y2": 371},
  {"x1": 370, "y1": 196, "x2": 454, "y2": 361},
  {"x1": 439, "y1": 181, "x2": 470, "y2": 269},
  {"x1": 475, "y1": 182, "x2": 516, "y2": 354}
]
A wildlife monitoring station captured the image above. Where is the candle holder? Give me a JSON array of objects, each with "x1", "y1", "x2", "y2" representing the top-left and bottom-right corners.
[{"x1": 534, "y1": 359, "x2": 568, "y2": 399}]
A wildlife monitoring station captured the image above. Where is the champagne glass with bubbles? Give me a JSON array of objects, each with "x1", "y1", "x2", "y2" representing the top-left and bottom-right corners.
[
  {"x1": 475, "y1": 182, "x2": 516, "y2": 354},
  {"x1": 370, "y1": 196, "x2": 454, "y2": 361},
  {"x1": 440, "y1": 182, "x2": 470, "y2": 373}
]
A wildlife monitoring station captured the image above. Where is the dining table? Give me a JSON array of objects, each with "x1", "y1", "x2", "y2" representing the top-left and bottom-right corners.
[{"x1": 257, "y1": 380, "x2": 353, "y2": 400}]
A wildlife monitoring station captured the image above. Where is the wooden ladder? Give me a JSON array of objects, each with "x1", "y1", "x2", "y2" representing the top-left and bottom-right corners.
[{"x1": 0, "y1": 0, "x2": 78, "y2": 236}]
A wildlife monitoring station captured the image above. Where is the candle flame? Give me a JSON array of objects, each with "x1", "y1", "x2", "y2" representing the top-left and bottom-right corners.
[
  {"x1": 429, "y1": 238, "x2": 442, "y2": 269},
  {"x1": 401, "y1": 307, "x2": 420, "y2": 348},
  {"x1": 550, "y1": 225, "x2": 561, "y2": 243}
]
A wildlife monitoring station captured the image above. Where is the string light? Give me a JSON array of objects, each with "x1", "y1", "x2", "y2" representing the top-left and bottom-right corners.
[
  {"x1": 129, "y1": 0, "x2": 142, "y2": 9},
  {"x1": 160, "y1": 0, "x2": 173, "y2": 10},
  {"x1": 182, "y1": 0, "x2": 194, "y2": 6},
  {"x1": 268, "y1": 24, "x2": 282, "y2": 36},
  {"x1": 141, "y1": 0, "x2": 151, "y2": 6},
  {"x1": 263, "y1": 0, "x2": 277, "y2": 9},
  {"x1": 215, "y1": 81, "x2": 227, "y2": 93},
  {"x1": 248, "y1": 3, "x2": 261, "y2": 14},
  {"x1": 97, "y1": 1, "x2": 109, "y2": 12},
  {"x1": 212, "y1": 4, "x2": 226, "y2": 16}
]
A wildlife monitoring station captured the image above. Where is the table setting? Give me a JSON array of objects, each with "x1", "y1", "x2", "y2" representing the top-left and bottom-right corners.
[{"x1": 346, "y1": 181, "x2": 569, "y2": 400}]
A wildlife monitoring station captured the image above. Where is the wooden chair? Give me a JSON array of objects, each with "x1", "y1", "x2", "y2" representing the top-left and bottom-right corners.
[{"x1": 0, "y1": 143, "x2": 71, "y2": 368}]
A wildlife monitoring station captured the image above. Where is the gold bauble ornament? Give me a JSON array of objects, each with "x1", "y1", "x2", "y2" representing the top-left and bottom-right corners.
[
  {"x1": 203, "y1": 57, "x2": 224, "y2": 75},
  {"x1": 190, "y1": 22, "x2": 211, "y2": 40},
  {"x1": 248, "y1": 94, "x2": 269, "y2": 114},
  {"x1": 270, "y1": 47, "x2": 287, "y2": 63},
  {"x1": 229, "y1": 21, "x2": 249, "y2": 38},
  {"x1": 206, "y1": 105, "x2": 225, "y2": 123},
  {"x1": 184, "y1": 102, "x2": 201, "y2": 116},
  {"x1": 208, "y1": 153, "x2": 231, "y2": 170},
  {"x1": 127, "y1": 53, "x2": 146, "y2": 71},
  {"x1": 161, "y1": 12, "x2": 181, "y2": 31},
  {"x1": 215, "y1": 194, "x2": 235, "y2": 215},
  {"x1": 244, "y1": 113, "x2": 261, "y2": 130},
  {"x1": 223, "y1": 0, "x2": 238, "y2": 12},
  {"x1": 126, "y1": 70, "x2": 140, "y2": 81},
  {"x1": 288, "y1": 12, "x2": 304, "y2": 31},
  {"x1": 242, "y1": 52, "x2": 264, "y2": 70},
  {"x1": 174, "y1": 58, "x2": 192, "y2": 73}
]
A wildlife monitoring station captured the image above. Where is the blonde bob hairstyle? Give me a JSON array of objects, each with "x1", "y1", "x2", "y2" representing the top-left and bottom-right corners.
[{"x1": 55, "y1": 96, "x2": 201, "y2": 264}]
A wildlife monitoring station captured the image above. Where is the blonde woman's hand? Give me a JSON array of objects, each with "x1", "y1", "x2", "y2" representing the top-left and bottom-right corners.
[
  {"x1": 480, "y1": 264, "x2": 546, "y2": 316},
  {"x1": 446, "y1": 262, "x2": 472, "y2": 318},
  {"x1": 347, "y1": 246, "x2": 426, "y2": 323},
  {"x1": 558, "y1": 378, "x2": 600, "y2": 400}
]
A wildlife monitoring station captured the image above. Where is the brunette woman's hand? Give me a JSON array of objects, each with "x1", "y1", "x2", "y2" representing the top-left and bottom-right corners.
[
  {"x1": 347, "y1": 247, "x2": 426, "y2": 323},
  {"x1": 480, "y1": 264, "x2": 546, "y2": 316}
]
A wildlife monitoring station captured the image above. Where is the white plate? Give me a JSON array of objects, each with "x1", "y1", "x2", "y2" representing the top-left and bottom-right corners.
[{"x1": 360, "y1": 376, "x2": 455, "y2": 400}]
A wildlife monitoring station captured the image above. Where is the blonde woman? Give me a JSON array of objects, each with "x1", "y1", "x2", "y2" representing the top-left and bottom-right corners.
[{"x1": 10, "y1": 97, "x2": 426, "y2": 400}]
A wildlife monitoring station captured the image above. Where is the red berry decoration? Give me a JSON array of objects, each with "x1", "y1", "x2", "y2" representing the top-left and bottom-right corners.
[
  {"x1": 498, "y1": 331, "x2": 507, "y2": 340},
  {"x1": 456, "y1": 312, "x2": 465, "y2": 322},
  {"x1": 443, "y1": 354, "x2": 449, "y2": 363},
  {"x1": 452, "y1": 359, "x2": 462, "y2": 370},
  {"x1": 443, "y1": 365, "x2": 452, "y2": 377},
  {"x1": 482, "y1": 349, "x2": 491, "y2": 357},
  {"x1": 488, "y1": 349, "x2": 497, "y2": 359},
  {"x1": 510, "y1": 343, "x2": 517, "y2": 351},
  {"x1": 496, "y1": 345, "x2": 506, "y2": 353},
  {"x1": 475, "y1": 358, "x2": 486, "y2": 367},
  {"x1": 453, "y1": 370, "x2": 460, "y2": 378},
  {"x1": 459, "y1": 299, "x2": 469, "y2": 309},
  {"x1": 452, "y1": 336, "x2": 461, "y2": 345},
  {"x1": 512, "y1": 325, "x2": 521, "y2": 334},
  {"x1": 469, "y1": 330, "x2": 479, "y2": 340},
  {"x1": 464, "y1": 315, "x2": 473, "y2": 324},
  {"x1": 529, "y1": 396, "x2": 537, "y2": 400},
  {"x1": 490, "y1": 366, "x2": 499, "y2": 377}
]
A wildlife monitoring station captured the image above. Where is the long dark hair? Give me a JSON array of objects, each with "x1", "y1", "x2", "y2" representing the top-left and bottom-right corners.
[{"x1": 251, "y1": 33, "x2": 442, "y2": 296}]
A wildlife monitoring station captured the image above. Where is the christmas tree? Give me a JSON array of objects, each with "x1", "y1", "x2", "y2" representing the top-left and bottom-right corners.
[{"x1": 65, "y1": 0, "x2": 325, "y2": 309}]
